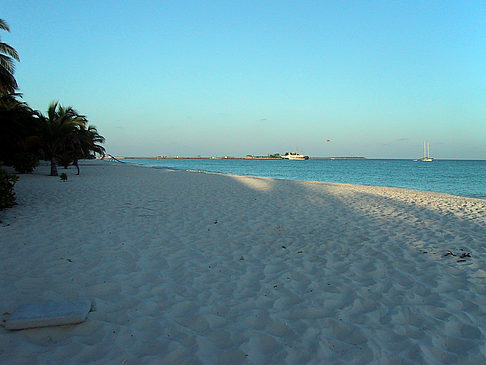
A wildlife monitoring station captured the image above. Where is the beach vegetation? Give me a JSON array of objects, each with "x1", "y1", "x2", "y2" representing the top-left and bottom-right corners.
[
  {"x1": 0, "y1": 19, "x2": 106, "y2": 180},
  {"x1": 12, "y1": 151, "x2": 39, "y2": 173},
  {"x1": 0, "y1": 165, "x2": 18, "y2": 210},
  {"x1": 0, "y1": 95, "x2": 41, "y2": 167},
  {"x1": 0, "y1": 19, "x2": 19, "y2": 96},
  {"x1": 57, "y1": 124, "x2": 105, "y2": 175},
  {"x1": 37, "y1": 102, "x2": 88, "y2": 176},
  {"x1": 1, "y1": 97, "x2": 107, "y2": 177}
]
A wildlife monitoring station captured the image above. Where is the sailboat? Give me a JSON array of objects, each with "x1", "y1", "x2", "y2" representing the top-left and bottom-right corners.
[{"x1": 419, "y1": 141, "x2": 434, "y2": 162}]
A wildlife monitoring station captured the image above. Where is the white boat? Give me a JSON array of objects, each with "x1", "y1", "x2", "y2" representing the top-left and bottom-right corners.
[
  {"x1": 418, "y1": 141, "x2": 434, "y2": 161},
  {"x1": 282, "y1": 152, "x2": 309, "y2": 160}
]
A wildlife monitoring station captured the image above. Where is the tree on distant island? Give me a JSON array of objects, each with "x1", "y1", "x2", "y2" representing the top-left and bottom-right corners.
[{"x1": 0, "y1": 19, "x2": 20, "y2": 96}]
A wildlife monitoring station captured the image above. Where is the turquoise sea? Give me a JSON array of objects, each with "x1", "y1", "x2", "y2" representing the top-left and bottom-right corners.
[{"x1": 126, "y1": 158, "x2": 486, "y2": 199}]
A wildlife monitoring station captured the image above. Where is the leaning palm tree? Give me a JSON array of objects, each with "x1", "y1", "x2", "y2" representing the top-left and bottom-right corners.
[
  {"x1": 38, "y1": 102, "x2": 87, "y2": 176},
  {"x1": 75, "y1": 125, "x2": 105, "y2": 174},
  {"x1": 83, "y1": 125, "x2": 106, "y2": 156},
  {"x1": 0, "y1": 19, "x2": 20, "y2": 96},
  {"x1": 57, "y1": 124, "x2": 105, "y2": 174}
]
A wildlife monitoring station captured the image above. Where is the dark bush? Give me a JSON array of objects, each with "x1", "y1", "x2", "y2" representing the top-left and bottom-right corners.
[
  {"x1": 0, "y1": 166, "x2": 18, "y2": 210},
  {"x1": 13, "y1": 152, "x2": 39, "y2": 174},
  {"x1": 57, "y1": 153, "x2": 73, "y2": 169}
]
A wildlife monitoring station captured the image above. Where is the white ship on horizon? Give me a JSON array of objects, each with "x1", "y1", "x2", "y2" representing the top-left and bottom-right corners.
[{"x1": 281, "y1": 152, "x2": 309, "y2": 160}]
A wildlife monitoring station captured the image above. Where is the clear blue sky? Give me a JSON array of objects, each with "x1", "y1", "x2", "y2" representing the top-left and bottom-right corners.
[{"x1": 3, "y1": 1, "x2": 485, "y2": 158}]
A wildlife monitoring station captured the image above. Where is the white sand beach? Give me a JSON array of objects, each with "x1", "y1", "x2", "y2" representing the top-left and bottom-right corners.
[{"x1": 1, "y1": 160, "x2": 485, "y2": 364}]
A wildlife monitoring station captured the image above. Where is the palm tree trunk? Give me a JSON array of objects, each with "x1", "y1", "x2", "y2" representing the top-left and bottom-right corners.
[
  {"x1": 50, "y1": 156, "x2": 58, "y2": 176},
  {"x1": 74, "y1": 158, "x2": 80, "y2": 175}
]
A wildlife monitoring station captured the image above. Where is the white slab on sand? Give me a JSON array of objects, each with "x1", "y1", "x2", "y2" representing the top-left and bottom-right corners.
[
  {"x1": 0, "y1": 160, "x2": 485, "y2": 364},
  {"x1": 4, "y1": 300, "x2": 93, "y2": 330}
]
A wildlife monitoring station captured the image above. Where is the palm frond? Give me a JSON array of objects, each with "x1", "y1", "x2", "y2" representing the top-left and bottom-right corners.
[
  {"x1": 0, "y1": 67, "x2": 18, "y2": 94},
  {"x1": 0, "y1": 43, "x2": 19, "y2": 61},
  {"x1": 0, "y1": 21, "x2": 19, "y2": 96},
  {"x1": 0, "y1": 54, "x2": 16, "y2": 73},
  {"x1": 0, "y1": 95, "x2": 31, "y2": 112},
  {"x1": 0, "y1": 19, "x2": 10, "y2": 32},
  {"x1": 47, "y1": 101, "x2": 59, "y2": 122}
]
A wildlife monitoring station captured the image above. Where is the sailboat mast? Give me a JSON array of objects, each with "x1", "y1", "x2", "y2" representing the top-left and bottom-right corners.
[
  {"x1": 423, "y1": 141, "x2": 426, "y2": 158},
  {"x1": 427, "y1": 142, "x2": 430, "y2": 158}
]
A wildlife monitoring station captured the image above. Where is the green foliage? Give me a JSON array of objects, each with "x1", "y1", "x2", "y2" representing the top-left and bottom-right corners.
[
  {"x1": 57, "y1": 153, "x2": 74, "y2": 169},
  {"x1": 38, "y1": 102, "x2": 89, "y2": 176},
  {"x1": 59, "y1": 173, "x2": 68, "y2": 181},
  {"x1": 0, "y1": 166, "x2": 18, "y2": 210},
  {"x1": 53, "y1": 121, "x2": 105, "y2": 175},
  {"x1": 0, "y1": 19, "x2": 20, "y2": 96},
  {"x1": 0, "y1": 95, "x2": 40, "y2": 165},
  {"x1": 12, "y1": 151, "x2": 38, "y2": 173},
  {"x1": 0, "y1": 20, "x2": 107, "y2": 178}
]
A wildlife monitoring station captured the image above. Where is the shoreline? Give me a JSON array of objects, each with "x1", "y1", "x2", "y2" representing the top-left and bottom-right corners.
[
  {"x1": 1, "y1": 160, "x2": 485, "y2": 363},
  {"x1": 122, "y1": 159, "x2": 486, "y2": 201},
  {"x1": 105, "y1": 156, "x2": 367, "y2": 160},
  {"x1": 105, "y1": 156, "x2": 486, "y2": 161}
]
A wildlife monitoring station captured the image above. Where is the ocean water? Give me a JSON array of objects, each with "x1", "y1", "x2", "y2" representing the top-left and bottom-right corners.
[{"x1": 126, "y1": 158, "x2": 486, "y2": 199}]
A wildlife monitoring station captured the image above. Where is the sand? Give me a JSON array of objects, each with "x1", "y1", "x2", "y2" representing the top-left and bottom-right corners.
[{"x1": 0, "y1": 160, "x2": 485, "y2": 364}]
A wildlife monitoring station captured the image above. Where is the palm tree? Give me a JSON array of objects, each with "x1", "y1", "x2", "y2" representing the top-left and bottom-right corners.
[
  {"x1": 0, "y1": 19, "x2": 20, "y2": 96},
  {"x1": 38, "y1": 102, "x2": 87, "y2": 176},
  {"x1": 83, "y1": 125, "x2": 106, "y2": 156},
  {"x1": 58, "y1": 124, "x2": 105, "y2": 174}
]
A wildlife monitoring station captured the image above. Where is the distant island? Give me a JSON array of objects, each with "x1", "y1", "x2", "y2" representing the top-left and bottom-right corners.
[
  {"x1": 312, "y1": 157, "x2": 367, "y2": 160},
  {"x1": 103, "y1": 154, "x2": 367, "y2": 160}
]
